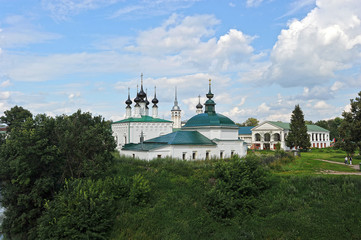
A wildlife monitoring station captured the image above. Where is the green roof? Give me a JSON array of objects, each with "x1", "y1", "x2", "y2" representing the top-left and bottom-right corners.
[
  {"x1": 112, "y1": 115, "x2": 172, "y2": 124},
  {"x1": 122, "y1": 131, "x2": 216, "y2": 151},
  {"x1": 145, "y1": 131, "x2": 216, "y2": 145},
  {"x1": 183, "y1": 113, "x2": 237, "y2": 128},
  {"x1": 268, "y1": 121, "x2": 329, "y2": 132}
]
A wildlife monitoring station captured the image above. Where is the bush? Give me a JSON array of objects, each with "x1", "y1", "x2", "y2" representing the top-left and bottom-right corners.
[
  {"x1": 37, "y1": 177, "x2": 129, "y2": 240},
  {"x1": 129, "y1": 174, "x2": 151, "y2": 206},
  {"x1": 206, "y1": 155, "x2": 270, "y2": 219}
]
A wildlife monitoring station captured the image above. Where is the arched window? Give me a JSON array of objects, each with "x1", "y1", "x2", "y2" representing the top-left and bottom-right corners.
[
  {"x1": 273, "y1": 133, "x2": 281, "y2": 141},
  {"x1": 264, "y1": 133, "x2": 271, "y2": 142},
  {"x1": 255, "y1": 133, "x2": 261, "y2": 141}
]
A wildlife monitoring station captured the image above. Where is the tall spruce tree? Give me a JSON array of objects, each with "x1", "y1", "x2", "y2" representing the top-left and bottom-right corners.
[{"x1": 286, "y1": 105, "x2": 311, "y2": 150}]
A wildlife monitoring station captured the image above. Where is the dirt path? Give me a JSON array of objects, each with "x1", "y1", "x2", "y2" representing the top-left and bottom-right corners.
[{"x1": 316, "y1": 159, "x2": 361, "y2": 175}]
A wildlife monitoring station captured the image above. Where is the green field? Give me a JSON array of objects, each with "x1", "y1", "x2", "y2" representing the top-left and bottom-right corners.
[{"x1": 108, "y1": 150, "x2": 361, "y2": 240}]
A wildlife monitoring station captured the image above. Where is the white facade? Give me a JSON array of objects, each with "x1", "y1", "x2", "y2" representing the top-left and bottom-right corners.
[
  {"x1": 121, "y1": 138, "x2": 246, "y2": 161},
  {"x1": 112, "y1": 121, "x2": 173, "y2": 150},
  {"x1": 251, "y1": 121, "x2": 330, "y2": 150}
]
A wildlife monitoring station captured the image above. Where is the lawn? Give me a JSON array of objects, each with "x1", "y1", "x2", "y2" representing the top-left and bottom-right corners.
[{"x1": 275, "y1": 149, "x2": 361, "y2": 175}]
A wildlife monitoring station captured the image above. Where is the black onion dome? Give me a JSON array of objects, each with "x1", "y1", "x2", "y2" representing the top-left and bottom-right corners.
[
  {"x1": 134, "y1": 93, "x2": 141, "y2": 103},
  {"x1": 196, "y1": 95, "x2": 203, "y2": 109},
  {"x1": 125, "y1": 97, "x2": 132, "y2": 105},
  {"x1": 138, "y1": 85, "x2": 146, "y2": 99},
  {"x1": 125, "y1": 88, "x2": 132, "y2": 105},
  {"x1": 152, "y1": 97, "x2": 158, "y2": 104},
  {"x1": 152, "y1": 87, "x2": 159, "y2": 105}
]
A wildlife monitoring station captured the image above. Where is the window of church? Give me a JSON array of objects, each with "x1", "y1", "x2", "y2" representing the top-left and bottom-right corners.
[
  {"x1": 231, "y1": 151, "x2": 234, "y2": 158},
  {"x1": 206, "y1": 151, "x2": 210, "y2": 160},
  {"x1": 157, "y1": 155, "x2": 162, "y2": 158},
  {"x1": 182, "y1": 153, "x2": 186, "y2": 160},
  {"x1": 220, "y1": 151, "x2": 224, "y2": 159},
  {"x1": 192, "y1": 151, "x2": 197, "y2": 160}
]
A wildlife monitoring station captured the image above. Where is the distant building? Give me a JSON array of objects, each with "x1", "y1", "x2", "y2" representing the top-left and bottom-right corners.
[
  {"x1": 238, "y1": 126, "x2": 254, "y2": 148},
  {"x1": 119, "y1": 79, "x2": 247, "y2": 160},
  {"x1": 251, "y1": 121, "x2": 330, "y2": 150}
]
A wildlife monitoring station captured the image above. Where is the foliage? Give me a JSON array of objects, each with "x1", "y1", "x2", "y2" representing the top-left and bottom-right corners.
[
  {"x1": 0, "y1": 115, "x2": 62, "y2": 239},
  {"x1": 0, "y1": 109, "x2": 116, "y2": 239},
  {"x1": 37, "y1": 177, "x2": 129, "y2": 240},
  {"x1": 54, "y1": 110, "x2": 116, "y2": 179},
  {"x1": 338, "y1": 91, "x2": 361, "y2": 154},
  {"x1": 243, "y1": 117, "x2": 259, "y2": 127},
  {"x1": 315, "y1": 117, "x2": 343, "y2": 141},
  {"x1": 286, "y1": 105, "x2": 311, "y2": 150},
  {"x1": 0, "y1": 105, "x2": 33, "y2": 132},
  {"x1": 129, "y1": 174, "x2": 151, "y2": 206},
  {"x1": 206, "y1": 155, "x2": 270, "y2": 219}
]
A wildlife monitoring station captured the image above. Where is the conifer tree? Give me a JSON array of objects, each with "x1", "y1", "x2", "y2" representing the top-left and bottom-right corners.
[{"x1": 286, "y1": 105, "x2": 311, "y2": 150}]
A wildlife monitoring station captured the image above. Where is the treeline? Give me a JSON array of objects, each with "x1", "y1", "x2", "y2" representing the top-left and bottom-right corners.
[{"x1": 0, "y1": 107, "x2": 151, "y2": 239}]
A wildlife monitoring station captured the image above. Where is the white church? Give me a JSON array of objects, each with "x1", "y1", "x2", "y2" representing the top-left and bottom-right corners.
[{"x1": 111, "y1": 77, "x2": 248, "y2": 160}]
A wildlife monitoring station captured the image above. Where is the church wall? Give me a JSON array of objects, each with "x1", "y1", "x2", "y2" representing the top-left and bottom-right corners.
[{"x1": 112, "y1": 121, "x2": 173, "y2": 151}]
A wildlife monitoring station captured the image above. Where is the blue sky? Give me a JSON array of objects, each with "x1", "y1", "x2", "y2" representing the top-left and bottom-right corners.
[{"x1": 0, "y1": 0, "x2": 360, "y2": 123}]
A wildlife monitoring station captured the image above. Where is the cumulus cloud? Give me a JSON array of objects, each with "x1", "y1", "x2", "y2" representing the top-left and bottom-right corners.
[
  {"x1": 126, "y1": 14, "x2": 257, "y2": 72},
  {"x1": 263, "y1": 0, "x2": 361, "y2": 87}
]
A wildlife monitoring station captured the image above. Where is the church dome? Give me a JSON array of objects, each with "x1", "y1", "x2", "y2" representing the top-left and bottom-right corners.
[{"x1": 183, "y1": 112, "x2": 237, "y2": 128}]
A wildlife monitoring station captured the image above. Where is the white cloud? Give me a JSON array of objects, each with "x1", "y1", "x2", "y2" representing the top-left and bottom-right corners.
[
  {"x1": 330, "y1": 81, "x2": 344, "y2": 91},
  {"x1": 257, "y1": 102, "x2": 270, "y2": 112},
  {"x1": 0, "y1": 80, "x2": 11, "y2": 87},
  {"x1": 41, "y1": 0, "x2": 122, "y2": 20},
  {"x1": 246, "y1": 0, "x2": 263, "y2": 7},
  {"x1": 263, "y1": 0, "x2": 361, "y2": 87},
  {"x1": 111, "y1": 0, "x2": 199, "y2": 19},
  {"x1": 314, "y1": 100, "x2": 332, "y2": 109},
  {"x1": 0, "y1": 91, "x2": 10, "y2": 100}
]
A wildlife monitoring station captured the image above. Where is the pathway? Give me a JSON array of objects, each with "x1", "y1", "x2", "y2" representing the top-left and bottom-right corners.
[{"x1": 316, "y1": 159, "x2": 361, "y2": 175}]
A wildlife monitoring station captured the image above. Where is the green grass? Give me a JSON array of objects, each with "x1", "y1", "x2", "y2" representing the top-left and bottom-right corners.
[
  {"x1": 108, "y1": 150, "x2": 361, "y2": 239},
  {"x1": 275, "y1": 150, "x2": 360, "y2": 175}
]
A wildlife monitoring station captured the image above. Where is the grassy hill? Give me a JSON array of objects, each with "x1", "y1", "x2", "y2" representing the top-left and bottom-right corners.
[{"x1": 109, "y1": 150, "x2": 361, "y2": 240}]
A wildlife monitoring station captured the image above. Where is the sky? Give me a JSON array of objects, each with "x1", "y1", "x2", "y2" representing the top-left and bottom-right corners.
[{"x1": 0, "y1": 0, "x2": 360, "y2": 124}]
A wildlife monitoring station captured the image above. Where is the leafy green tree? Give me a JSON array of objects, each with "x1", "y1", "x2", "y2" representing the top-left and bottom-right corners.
[
  {"x1": 0, "y1": 105, "x2": 32, "y2": 132},
  {"x1": 54, "y1": 110, "x2": 116, "y2": 179},
  {"x1": 243, "y1": 117, "x2": 259, "y2": 126},
  {"x1": 315, "y1": 117, "x2": 343, "y2": 141},
  {"x1": 338, "y1": 92, "x2": 361, "y2": 154},
  {"x1": 0, "y1": 110, "x2": 116, "y2": 239},
  {"x1": 286, "y1": 105, "x2": 311, "y2": 150},
  {"x1": 0, "y1": 115, "x2": 62, "y2": 239}
]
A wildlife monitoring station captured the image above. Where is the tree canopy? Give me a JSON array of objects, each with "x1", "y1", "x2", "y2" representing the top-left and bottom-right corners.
[
  {"x1": 0, "y1": 105, "x2": 33, "y2": 132},
  {"x1": 286, "y1": 105, "x2": 311, "y2": 150},
  {"x1": 337, "y1": 91, "x2": 361, "y2": 154},
  {"x1": 0, "y1": 109, "x2": 116, "y2": 239},
  {"x1": 237, "y1": 117, "x2": 259, "y2": 127}
]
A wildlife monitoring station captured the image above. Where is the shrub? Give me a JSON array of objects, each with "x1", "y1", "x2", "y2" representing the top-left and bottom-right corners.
[
  {"x1": 206, "y1": 155, "x2": 270, "y2": 219},
  {"x1": 37, "y1": 177, "x2": 129, "y2": 240},
  {"x1": 129, "y1": 174, "x2": 151, "y2": 206}
]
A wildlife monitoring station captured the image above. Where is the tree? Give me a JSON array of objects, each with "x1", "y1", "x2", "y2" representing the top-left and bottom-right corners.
[
  {"x1": 286, "y1": 105, "x2": 311, "y2": 150},
  {"x1": 0, "y1": 110, "x2": 116, "y2": 239},
  {"x1": 315, "y1": 117, "x2": 343, "y2": 141},
  {"x1": 0, "y1": 105, "x2": 32, "y2": 132},
  {"x1": 244, "y1": 117, "x2": 259, "y2": 126},
  {"x1": 338, "y1": 91, "x2": 361, "y2": 154}
]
